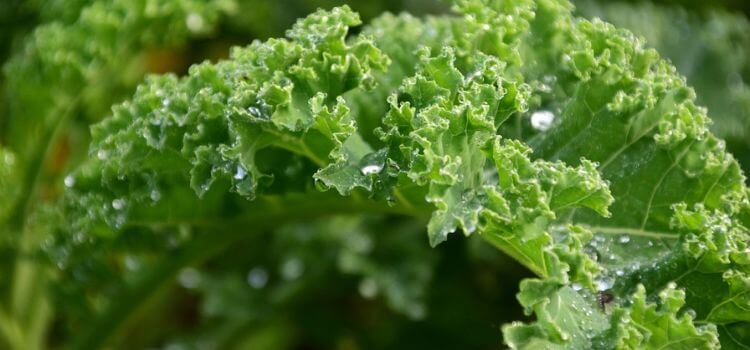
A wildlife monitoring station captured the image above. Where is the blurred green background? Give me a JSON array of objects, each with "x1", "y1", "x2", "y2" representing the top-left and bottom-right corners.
[{"x1": 1, "y1": 0, "x2": 748, "y2": 348}]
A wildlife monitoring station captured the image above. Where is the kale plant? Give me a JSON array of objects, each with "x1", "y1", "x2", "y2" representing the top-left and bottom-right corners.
[{"x1": 1, "y1": 0, "x2": 750, "y2": 348}]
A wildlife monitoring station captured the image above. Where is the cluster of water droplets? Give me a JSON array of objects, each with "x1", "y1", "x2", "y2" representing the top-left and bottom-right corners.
[
  {"x1": 242, "y1": 257, "x2": 307, "y2": 291},
  {"x1": 246, "y1": 99, "x2": 272, "y2": 121}
]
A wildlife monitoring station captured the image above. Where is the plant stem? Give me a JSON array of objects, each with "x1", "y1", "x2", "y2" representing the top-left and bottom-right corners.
[{"x1": 3, "y1": 98, "x2": 79, "y2": 350}]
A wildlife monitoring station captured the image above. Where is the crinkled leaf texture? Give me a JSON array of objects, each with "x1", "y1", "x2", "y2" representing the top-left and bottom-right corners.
[{"x1": 62, "y1": 0, "x2": 750, "y2": 348}]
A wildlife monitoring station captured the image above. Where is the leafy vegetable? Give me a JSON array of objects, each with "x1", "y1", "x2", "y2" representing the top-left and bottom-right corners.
[
  {"x1": 577, "y1": 0, "x2": 750, "y2": 178},
  {"x1": 2, "y1": 0, "x2": 750, "y2": 348}
]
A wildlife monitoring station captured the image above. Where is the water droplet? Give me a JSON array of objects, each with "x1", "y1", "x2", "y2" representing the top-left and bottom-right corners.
[
  {"x1": 531, "y1": 110, "x2": 555, "y2": 131},
  {"x1": 618, "y1": 235, "x2": 630, "y2": 244},
  {"x1": 247, "y1": 106, "x2": 263, "y2": 118},
  {"x1": 407, "y1": 304, "x2": 426, "y2": 319},
  {"x1": 111, "y1": 198, "x2": 126, "y2": 210},
  {"x1": 572, "y1": 283, "x2": 583, "y2": 291},
  {"x1": 124, "y1": 255, "x2": 140, "y2": 271},
  {"x1": 359, "y1": 149, "x2": 387, "y2": 175},
  {"x1": 150, "y1": 189, "x2": 161, "y2": 202},
  {"x1": 280, "y1": 258, "x2": 304, "y2": 280},
  {"x1": 361, "y1": 164, "x2": 382, "y2": 175},
  {"x1": 358, "y1": 278, "x2": 378, "y2": 299},
  {"x1": 73, "y1": 232, "x2": 85, "y2": 243},
  {"x1": 463, "y1": 219, "x2": 477, "y2": 235},
  {"x1": 349, "y1": 234, "x2": 373, "y2": 253},
  {"x1": 686, "y1": 309, "x2": 697, "y2": 319},
  {"x1": 97, "y1": 149, "x2": 109, "y2": 160},
  {"x1": 2, "y1": 152, "x2": 15, "y2": 166},
  {"x1": 234, "y1": 165, "x2": 246, "y2": 180},
  {"x1": 595, "y1": 276, "x2": 614, "y2": 291},
  {"x1": 64, "y1": 175, "x2": 76, "y2": 188},
  {"x1": 466, "y1": 70, "x2": 482, "y2": 81},
  {"x1": 247, "y1": 267, "x2": 268, "y2": 289},
  {"x1": 178, "y1": 268, "x2": 201, "y2": 289},
  {"x1": 185, "y1": 13, "x2": 205, "y2": 32},
  {"x1": 162, "y1": 98, "x2": 171, "y2": 107},
  {"x1": 615, "y1": 269, "x2": 624, "y2": 276}
]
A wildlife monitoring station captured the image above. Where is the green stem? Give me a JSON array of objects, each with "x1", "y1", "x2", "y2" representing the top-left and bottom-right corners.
[
  {"x1": 3, "y1": 98, "x2": 79, "y2": 350},
  {"x1": 9, "y1": 98, "x2": 79, "y2": 230}
]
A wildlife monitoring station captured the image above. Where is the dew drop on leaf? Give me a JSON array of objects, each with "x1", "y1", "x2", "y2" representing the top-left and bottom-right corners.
[
  {"x1": 247, "y1": 106, "x2": 265, "y2": 119},
  {"x1": 360, "y1": 149, "x2": 386, "y2": 175},
  {"x1": 124, "y1": 255, "x2": 140, "y2": 271},
  {"x1": 361, "y1": 165, "x2": 382, "y2": 175},
  {"x1": 618, "y1": 235, "x2": 630, "y2": 244},
  {"x1": 595, "y1": 276, "x2": 614, "y2": 291},
  {"x1": 234, "y1": 165, "x2": 246, "y2": 180},
  {"x1": 686, "y1": 309, "x2": 697, "y2": 319},
  {"x1": 247, "y1": 267, "x2": 268, "y2": 289},
  {"x1": 2, "y1": 152, "x2": 15, "y2": 166},
  {"x1": 73, "y1": 232, "x2": 85, "y2": 244},
  {"x1": 280, "y1": 258, "x2": 304, "y2": 280},
  {"x1": 178, "y1": 268, "x2": 201, "y2": 289},
  {"x1": 358, "y1": 277, "x2": 378, "y2": 299},
  {"x1": 466, "y1": 70, "x2": 482, "y2": 81},
  {"x1": 185, "y1": 13, "x2": 205, "y2": 32},
  {"x1": 111, "y1": 198, "x2": 126, "y2": 210},
  {"x1": 407, "y1": 304, "x2": 426, "y2": 320},
  {"x1": 531, "y1": 110, "x2": 555, "y2": 131},
  {"x1": 64, "y1": 175, "x2": 75, "y2": 188}
]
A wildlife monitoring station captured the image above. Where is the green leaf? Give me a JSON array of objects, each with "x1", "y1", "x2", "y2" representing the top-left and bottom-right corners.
[
  {"x1": 503, "y1": 282, "x2": 608, "y2": 349},
  {"x1": 51, "y1": 1, "x2": 750, "y2": 349}
]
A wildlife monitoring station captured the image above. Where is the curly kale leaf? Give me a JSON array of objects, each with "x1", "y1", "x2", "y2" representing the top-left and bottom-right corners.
[
  {"x1": 576, "y1": 0, "x2": 750, "y2": 161},
  {"x1": 59, "y1": 1, "x2": 750, "y2": 349}
]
